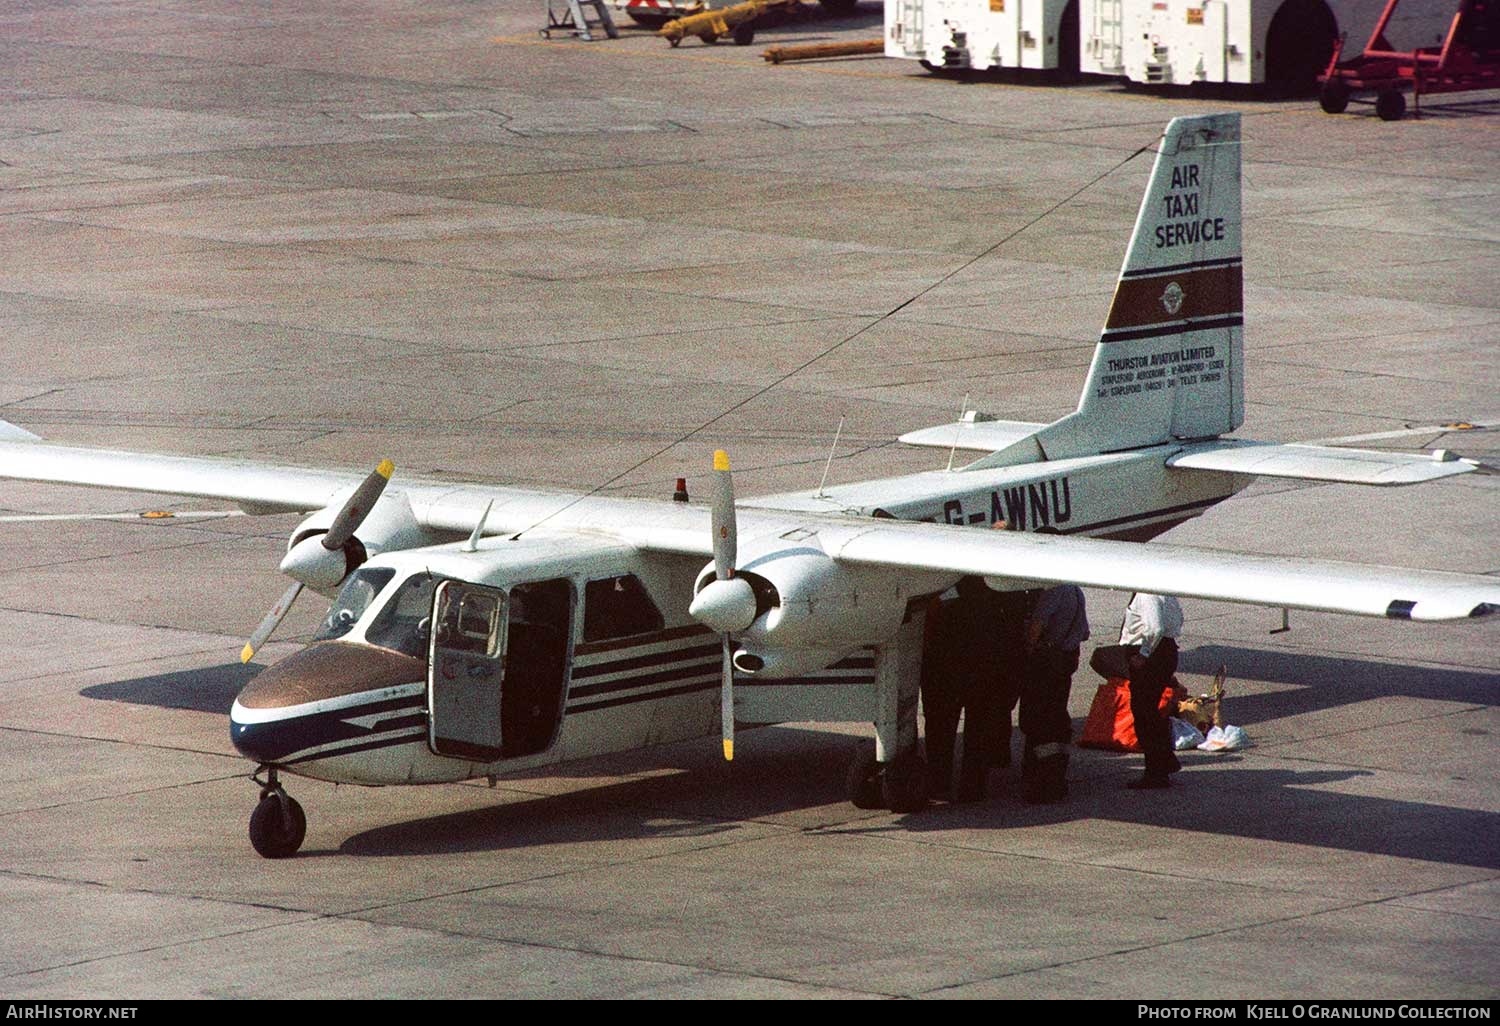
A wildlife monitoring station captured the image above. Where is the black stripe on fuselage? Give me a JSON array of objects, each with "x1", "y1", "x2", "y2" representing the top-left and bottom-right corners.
[
  {"x1": 1034, "y1": 496, "x2": 1225, "y2": 537},
  {"x1": 571, "y1": 642, "x2": 719, "y2": 680},
  {"x1": 282, "y1": 724, "x2": 427, "y2": 766},
  {"x1": 568, "y1": 678, "x2": 720, "y2": 714},
  {"x1": 567, "y1": 658, "x2": 721, "y2": 700}
]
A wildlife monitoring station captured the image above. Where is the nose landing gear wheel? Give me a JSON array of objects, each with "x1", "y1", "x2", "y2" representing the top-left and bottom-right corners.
[{"x1": 249, "y1": 768, "x2": 306, "y2": 859}]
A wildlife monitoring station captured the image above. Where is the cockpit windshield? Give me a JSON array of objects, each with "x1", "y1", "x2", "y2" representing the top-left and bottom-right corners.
[
  {"x1": 313, "y1": 567, "x2": 395, "y2": 642},
  {"x1": 365, "y1": 571, "x2": 445, "y2": 658}
]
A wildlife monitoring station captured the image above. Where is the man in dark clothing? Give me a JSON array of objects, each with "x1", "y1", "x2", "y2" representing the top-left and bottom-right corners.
[
  {"x1": 1019, "y1": 583, "x2": 1089, "y2": 803},
  {"x1": 921, "y1": 576, "x2": 1014, "y2": 802}
]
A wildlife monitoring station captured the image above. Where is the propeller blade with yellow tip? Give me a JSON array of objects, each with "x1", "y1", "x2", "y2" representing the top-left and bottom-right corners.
[
  {"x1": 243, "y1": 581, "x2": 304, "y2": 663},
  {"x1": 711, "y1": 450, "x2": 739, "y2": 761},
  {"x1": 324, "y1": 459, "x2": 394, "y2": 552},
  {"x1": 721, "y1": 635, "x2": 735, "y2": 762}
]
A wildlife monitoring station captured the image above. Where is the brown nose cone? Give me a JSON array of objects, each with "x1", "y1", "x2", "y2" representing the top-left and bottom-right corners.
[{"x1": 236, "y1": 642, "x2": 425, "y2": 709}]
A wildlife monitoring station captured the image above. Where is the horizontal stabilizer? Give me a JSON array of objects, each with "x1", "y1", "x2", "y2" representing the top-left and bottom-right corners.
[
  {"x1": 898, "y1": 418, "x2": 1045, "y2": 454},
  {"x1": 0, "y1": 420, "x2": 41, "y2": 442},
  {"x1": 1168, "y1": 440, "x2": 1476, "y2": 486}
]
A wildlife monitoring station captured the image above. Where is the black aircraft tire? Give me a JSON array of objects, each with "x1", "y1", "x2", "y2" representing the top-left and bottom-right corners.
[
  {"x1": 1376, "y1": 90, "x2": 1406, "y2": 121},
  {"x1": 880, "y1": 751, "x2": 929, "y2": 813},
  {"x1": 249, "y1": 794, "x2": 307, "y2": 859},
  {"x1": 1319, "y1": 79, "x2": 1350, "y2": 114},
  {"x1": 845, "y1": 741, "x2": 883, "y2": 809}
]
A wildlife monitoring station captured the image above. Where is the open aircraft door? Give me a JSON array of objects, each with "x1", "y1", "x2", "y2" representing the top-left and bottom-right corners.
[
  {"x1": 428, "y1": 580, "x2": 508, "y2": 761},
  {"x1": 428, "y1": 577, "x2": 575, "y2": 764}
]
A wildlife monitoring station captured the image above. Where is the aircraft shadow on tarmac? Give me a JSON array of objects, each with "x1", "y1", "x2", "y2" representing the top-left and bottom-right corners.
[
  {"x1": 79, "y1": 661, "x2": 255, "y2": 714},
  {"x1": 1179, "y1": 644, "x2": 1499, "y2": 717},
  {"x1": 338, "y1": 722, "x2": 1498, "y2": 872}
]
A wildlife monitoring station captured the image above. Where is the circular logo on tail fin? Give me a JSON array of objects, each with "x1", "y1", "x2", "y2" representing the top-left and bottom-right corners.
[{"x1": 1161, "y1": 281, "x2": 1185, "y2": 315}]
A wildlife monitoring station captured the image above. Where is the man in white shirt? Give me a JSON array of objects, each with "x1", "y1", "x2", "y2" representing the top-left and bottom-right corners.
[{"x1": 1091, "y1": 593, "x2": 1184, "y2": 789}]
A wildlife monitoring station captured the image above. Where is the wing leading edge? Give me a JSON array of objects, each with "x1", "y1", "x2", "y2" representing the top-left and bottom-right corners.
[{"x1": 823, "y1": 519, "x2": 1499, "y2": 622}]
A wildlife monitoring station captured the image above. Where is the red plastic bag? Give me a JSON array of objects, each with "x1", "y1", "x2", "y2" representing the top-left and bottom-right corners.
[{"x1": 1078, "y1": 678, "x2": 1183, "y2": 752}]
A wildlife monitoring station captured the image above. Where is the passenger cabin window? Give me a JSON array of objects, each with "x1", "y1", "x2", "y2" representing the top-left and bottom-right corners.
[
  {"x1": 314, "y1": 567, "x2": 395, "y2": 642},
  {"x1": 583, "y1": 574, "x2": 664, "y2": 642}
]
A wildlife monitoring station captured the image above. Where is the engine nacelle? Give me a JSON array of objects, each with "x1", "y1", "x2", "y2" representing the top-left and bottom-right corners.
[
  {"x1": 692, "y1": 536, "x2": 910, "y2": 678},
  {"x1": 729, "y1": 645, "x2": 852, "y2": 679},
  {"x1": 283, "y1": 490, "x2": 430, "y2": 596}
]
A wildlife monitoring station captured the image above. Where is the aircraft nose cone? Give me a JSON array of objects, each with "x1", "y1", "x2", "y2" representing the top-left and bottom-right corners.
[{"x1": 230, "y1": 642, "x2": 425, "y2": 765}]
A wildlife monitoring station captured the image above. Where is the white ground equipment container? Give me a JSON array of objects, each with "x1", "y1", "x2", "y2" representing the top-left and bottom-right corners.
[
  {"x1": 885, "y1": 0, "x2": 1079, "y2": 71},
  {"x1": 886, "y1": 0, "x2": 1450, "y2": 91},
  {"x1": 1082, "y1": 0, "x2": 1451, "y2": 90}
]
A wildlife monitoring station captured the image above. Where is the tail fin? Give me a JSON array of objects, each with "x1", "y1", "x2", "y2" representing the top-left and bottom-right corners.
[{"x1": 1037, "y1": 113, "x2": 1244, "y2": 460}]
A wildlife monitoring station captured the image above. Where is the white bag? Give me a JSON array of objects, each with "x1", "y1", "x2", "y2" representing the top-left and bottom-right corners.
[
  {"x1": 1198, "y1": 725, "x2": 1249, "y2": 752},
  {"x1": 1170, "y1": 717, "x2": 1205, "y2": 751}
]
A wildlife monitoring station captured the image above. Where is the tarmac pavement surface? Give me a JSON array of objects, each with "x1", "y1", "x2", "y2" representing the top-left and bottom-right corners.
[{"x1": 0, "y1": 0, "x2": 1497, "y2": 1000}]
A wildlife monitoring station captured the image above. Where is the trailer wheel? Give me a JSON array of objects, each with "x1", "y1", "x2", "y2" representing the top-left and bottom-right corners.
[
  {"x1": 700, "y1": 31, "x2": 718, "y2": 44},
  {"x1": 731, "y1": 21, "x2": 755, "y2": 45},
  {"x1": 1376, "y1": 90, "x2": 1406, "y2": 121},
  {"x1": 1319, "y1": 79, "x2": 1350, "y2": 114}
]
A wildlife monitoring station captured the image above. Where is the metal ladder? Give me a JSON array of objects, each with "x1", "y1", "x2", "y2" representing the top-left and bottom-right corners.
[
  {"x1": 541, "y1": 0, "x2": 619, "y2": 40},
  {"x1": 1088, "y1": 0, "x2": 1123, "y2": 73}
]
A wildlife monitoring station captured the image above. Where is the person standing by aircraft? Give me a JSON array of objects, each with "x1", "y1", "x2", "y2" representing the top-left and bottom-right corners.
[
  {"x1": 985, "y1": 519, "x2": 1035, "y2": 772},
  {"x1": 1019, "y1": 569, "x2": 1089, "y2": 803},
  {"x1": 1091, "y1": 593, "x2": 1184, "y2": 789},
  {"x1": 921, "y1": 575, "x2": 1011, "y2": 802}
]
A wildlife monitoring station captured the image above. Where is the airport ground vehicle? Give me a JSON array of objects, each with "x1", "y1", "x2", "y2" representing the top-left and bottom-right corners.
[{"x1": 885, "y1": 0, "x2": 1452, "y2": 91}]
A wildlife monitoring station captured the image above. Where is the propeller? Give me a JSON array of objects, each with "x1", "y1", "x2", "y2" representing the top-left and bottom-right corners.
[
  {"x1": 240, "y1": 459, "x2": 394, "y2": 663},
  {"x1": 687, "y1": 450, "x2": 757, "y2": 761}
]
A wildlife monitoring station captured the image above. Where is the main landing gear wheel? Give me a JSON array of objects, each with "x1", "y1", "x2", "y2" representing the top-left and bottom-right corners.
[
  {"x1": 845, "y1": 741, "x2": 883, "y2": 809},
  {"x1": 249, "y1": 768, "x2": 306, "y2": 859},
  {"x1": 879, "y1": 750, "x2": 929, "y2": 814}
]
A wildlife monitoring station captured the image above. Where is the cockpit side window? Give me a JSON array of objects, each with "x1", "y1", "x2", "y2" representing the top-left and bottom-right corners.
[
  {"x1": 314, "y1": 567, "x2": 396, "y2": 642},
  {"x1": 365, "y1": 572, "x2": 445, "y2": 658},
  {"x1": 583, "y1": 574, "x2": 665, "y2": 642}
]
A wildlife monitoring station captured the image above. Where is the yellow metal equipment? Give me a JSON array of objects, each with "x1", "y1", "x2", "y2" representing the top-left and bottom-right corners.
[
  {"x1": 658, "y1": 0, "x2": 793, "y2": 46},
  {"x1": 762, "y1": 38, "x2": 882, "y2": 62}
]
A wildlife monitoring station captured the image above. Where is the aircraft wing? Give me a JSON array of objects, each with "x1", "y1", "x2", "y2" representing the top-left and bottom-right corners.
[
  {"x1": 4, "y1": 425, "x2": 1496, "y2": 623},
  {"x1": 0, "y1": 435, "x2": 366, "y2": 514},
  {"x1": 821, "y1": 519, "x2": 1499, "y2": 622},
  {"x1": 1167, "y1": 439, "x2": 1476, "y2": 485}
]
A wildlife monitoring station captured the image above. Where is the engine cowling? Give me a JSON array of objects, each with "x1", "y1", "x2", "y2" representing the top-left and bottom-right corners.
[
  {"x1": 282, "y1": 490, "x2": 430, "y2": 595},
  {"x1": 691, "y1": 536, "x2": 910, "y2": 678}
]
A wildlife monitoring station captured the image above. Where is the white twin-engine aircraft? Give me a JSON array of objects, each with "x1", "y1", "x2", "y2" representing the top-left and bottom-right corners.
[{"x1": 2, "y1": 113, "x2": 1494, "y2": 858}]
